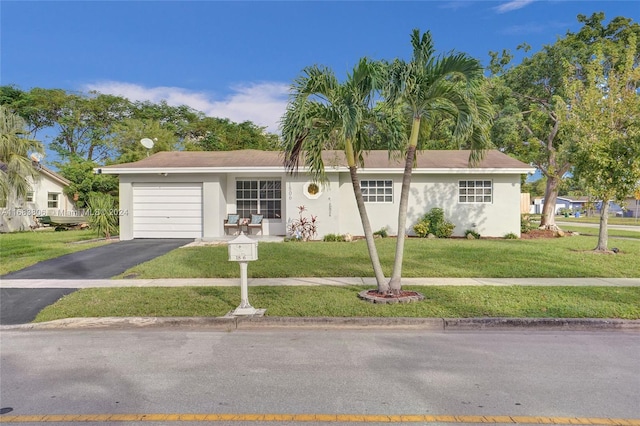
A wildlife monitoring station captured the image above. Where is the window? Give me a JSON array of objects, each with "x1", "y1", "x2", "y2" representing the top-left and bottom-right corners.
[
  {"x1": 26, "y1": 192, "x2": 34, "y2": 202},
  {"x1": 47, "y1": 192, "x2": 59, "y2": 209},
  {"x1": 362, "y1": 180, "x2": 393, "y2": 203},
  {"x1": 459, "y1": 180, "x2": 492, "y2": 203},
  {"x1": 236, "y1": 180, "x2": 281, "y2": 219}
]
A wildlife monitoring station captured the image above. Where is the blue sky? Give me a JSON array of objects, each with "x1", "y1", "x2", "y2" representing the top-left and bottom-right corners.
[{"x1": 1, "y1": 0, "x2": 638, "y2": 136}]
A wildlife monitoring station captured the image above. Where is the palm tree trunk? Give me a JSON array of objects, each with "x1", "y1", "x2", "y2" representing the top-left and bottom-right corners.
[
  {"x1": 595, "y1": 199, "x2": 609, "y2": 252},
  {"x1": 388, "y1": 117, "x2": 420, "y2": 293},
  {"x1": 349, "y1": 166, "x2": 388, "y2": 292}
]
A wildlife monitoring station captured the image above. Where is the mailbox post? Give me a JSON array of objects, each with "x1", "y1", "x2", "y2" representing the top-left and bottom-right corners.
[{"x1": 228, "y1": 233, "x2": 260, "y2": 316}]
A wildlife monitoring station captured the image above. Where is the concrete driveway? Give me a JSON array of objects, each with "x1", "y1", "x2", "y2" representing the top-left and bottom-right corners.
[{"x1": 0, "y1": 239, "x2": 192, "y2": 325}]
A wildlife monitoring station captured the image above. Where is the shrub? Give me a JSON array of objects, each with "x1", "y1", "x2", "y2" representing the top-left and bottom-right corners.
[
  {"x1": 287, "y1": 205, "x2": 317, "y2": 241},
  {"x1": 413, "y1": 221, "x2": 430, "y2": 238},
  {"x1": 373, "y1": 227, "x2": 388, "y2": 238},
  {"x1": 521, "y1": 214, "x2": 533, "y2": 234},
  {"x1": 504, "y1": 232, "x2": 519, "y2": 239},
  {"x1": 87, "y1": 192, "x2": 118, "y2": 239},
  {"x1": 413, "y1": 207, "x2": 455, "y2": 238},
  {"x1": 323, "y1": 233, "x2": 346, "y2": 242},
  {"x1": 464, "y1": 229, "x2": 480, "y2": 239}
]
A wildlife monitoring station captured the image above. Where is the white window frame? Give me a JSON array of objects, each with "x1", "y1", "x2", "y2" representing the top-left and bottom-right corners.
[
  {"x1": 236, "y1": 179, "x2": 282, "y2": 219},
  {"x1": 47, "y1": 192, "x2": 60, "y2": 209},
  {"x1": 361, "y1": 180, "x2": 393, "y2": 203},
  {"x1": 459, "y1": 180, "x2": 492, "y2": 204}
]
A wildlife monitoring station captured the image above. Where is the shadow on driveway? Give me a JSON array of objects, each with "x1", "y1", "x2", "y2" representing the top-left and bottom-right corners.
[{"x1": 1, "y1": 239, "x2": 192, "y2": 325}]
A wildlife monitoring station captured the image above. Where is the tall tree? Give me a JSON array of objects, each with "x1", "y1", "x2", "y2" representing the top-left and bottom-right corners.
[
  {"x1": 0, "y1": 105, "x2": 44, "y2": 202},
  {"x1": 490, "y1": 13, "x2": 640, "y2": 230},
  {"x1": 385, "y1": 29, "x2": 493, "y2": 293},
  {"x1": 281, "y1": 58, "x2": 405, "y2": 292},
  {"x1": 563, "y1": 36, "x2": 640, "y2": 252}
]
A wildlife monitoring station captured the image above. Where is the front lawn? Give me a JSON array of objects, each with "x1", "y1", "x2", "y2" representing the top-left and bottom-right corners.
[
  {"x1": 0, "y1": 229, "x2": 112, "y2": 276},
  {"x1": 34, "y1": 285, "x2": 640, "y2": 322},
  {"x1": 120, "y1": 235, "x2": 640, "y2": 279}
]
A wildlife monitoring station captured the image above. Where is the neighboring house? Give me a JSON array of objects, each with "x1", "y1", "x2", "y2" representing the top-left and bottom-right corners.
[
  {"x1": 531, "y1": 196, "x2": 626, "y2": 216},
  {"x1": 0, "y1": 164, "x2": 76, "y2": 232},
  {"x1": 100, "y1": 149, "x2": 534, "y2": 240},
  {"x1": 622, "y1": 197, "x2": 640, "y2": 218},
  {"x1": 531, "y1": 196, "x2": 591, "y2": 215}
]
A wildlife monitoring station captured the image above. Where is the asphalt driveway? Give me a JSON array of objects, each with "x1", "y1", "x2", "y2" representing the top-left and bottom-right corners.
[
  {"x1": 1, "y1": 238, "x2": 192, "y2": 279},
  {"x1": 0, "y1": 239, "x2": 192, "y2": 325}
]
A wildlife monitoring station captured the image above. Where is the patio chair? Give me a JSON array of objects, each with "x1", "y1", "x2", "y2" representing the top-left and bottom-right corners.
[
  {"x1": 247, "y1": 214, "x2": 263, "y2": 235},
  {"x1": 224, "y1": 213, "x2": 240, "y2": 235}
]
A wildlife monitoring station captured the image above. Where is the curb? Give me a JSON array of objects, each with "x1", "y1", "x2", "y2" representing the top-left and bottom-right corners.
[{"x1": 2, "y1": 317, "x2": 639, "y2": 331}]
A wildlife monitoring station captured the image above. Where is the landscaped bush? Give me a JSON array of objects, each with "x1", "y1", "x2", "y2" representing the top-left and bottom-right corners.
[
  {"x1": 413, "y1": 207, "x2": 455, "y2": 238},
  {"x1": 87, "y1": 192, "x2": 118, "y2": 239},
  {"x1": 323, "y1": 233, "x2": 346, "y2": 242},
  {"x1": 464, "y1": 229, "x2": 481, "y2": 239},
  {"x1": 373, "y1": 227, "x2": 388, "y2": 238},
  {"x1": 287, "y1": 205, "x2": 317, "y2": 241},
  {"x1": 521, "y1": 214, "x2": 533, "y2": 234},
  {"x1": 504, "y1": 232, "x2": 519, "y2": 239}
]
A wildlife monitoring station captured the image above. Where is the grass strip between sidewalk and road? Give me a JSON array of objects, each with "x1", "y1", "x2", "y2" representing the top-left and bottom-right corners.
[{"x1": 34, "y1": 286, "x2": 640, "y2": 322}]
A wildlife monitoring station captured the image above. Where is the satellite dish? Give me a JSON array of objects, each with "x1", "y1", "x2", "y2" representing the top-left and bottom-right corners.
[
  {"x1": 30, "y1": 152, "x2": 43, "y2": 163},
  {"x1": 140, "y1": 138, "x2": 155, "y2": 149}
]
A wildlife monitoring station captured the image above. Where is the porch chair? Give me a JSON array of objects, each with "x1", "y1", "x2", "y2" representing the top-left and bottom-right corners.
[
  {"x1": 247, "y1": 214, "x2": 263, "y2": 235},
  {"x1": 224, "y1": 213, "x2": 240, "y2": 235}
]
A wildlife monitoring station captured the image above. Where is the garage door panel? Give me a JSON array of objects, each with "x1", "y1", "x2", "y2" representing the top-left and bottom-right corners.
[
  {"x1": 133, "y1": 210, "x2": 202, "y2": 218},
  {"x1": 132, "y1": 183, "x2": 203, "y2": 238},
  {"x1": 134, "y1": 194, "x2": 202, "y2": 203},
  {"x1": 134, "y1": 216, "x2": 202, "y2": 224},
  {"x1": 133, "y1": 223, "x2": 203, "y2": 231}
]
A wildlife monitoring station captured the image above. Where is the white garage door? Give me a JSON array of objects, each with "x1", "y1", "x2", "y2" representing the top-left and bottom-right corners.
[{"x1": 133, "y1": 183, "x2": 203, "y2": 238}]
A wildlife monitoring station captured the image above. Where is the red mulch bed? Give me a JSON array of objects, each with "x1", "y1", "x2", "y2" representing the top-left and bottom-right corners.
[{"x1": 520, "y1": 229, "x2": 558, "y2": 239}]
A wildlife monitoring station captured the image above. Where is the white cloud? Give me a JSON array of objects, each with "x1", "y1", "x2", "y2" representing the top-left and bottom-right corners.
[
  {"x1": 83, "y1": 81, "x2": 290, "y2": 134},
  {"x1": 494, "y1": 0, "x2": 536, "y2": 13}
]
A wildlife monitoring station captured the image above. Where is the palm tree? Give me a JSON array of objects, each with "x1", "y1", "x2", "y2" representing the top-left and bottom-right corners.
[
  {"x1": 385, "y1": 29, "x2": 494, "y2": 293},
  {"x1": 281, "y1": 58, "x2": 405, "y2": 291},
  {"x1": 0, "y1": 105, "x2": 44, "y2": 203}
]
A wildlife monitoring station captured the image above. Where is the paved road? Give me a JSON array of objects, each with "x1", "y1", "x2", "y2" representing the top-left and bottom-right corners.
[
  {"x1": 0, "y1": 239, "x2": 191, "y2": 325},
  {"x1": 1, "y1": 329, "x2": 638, "y2": 424}
]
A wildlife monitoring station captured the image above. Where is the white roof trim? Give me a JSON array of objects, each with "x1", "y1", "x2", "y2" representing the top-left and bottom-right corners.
[{"x1": 98, "y1": 166, "x2": 535, "y2": 175}]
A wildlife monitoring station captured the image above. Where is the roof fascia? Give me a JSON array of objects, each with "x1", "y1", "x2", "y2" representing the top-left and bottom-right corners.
[
  {"x1": 97, "y1": 167, "x2": 287, "y2": 175},
  {"x1": 97, "y1": 166, "x2": 535, "y2": 175}
]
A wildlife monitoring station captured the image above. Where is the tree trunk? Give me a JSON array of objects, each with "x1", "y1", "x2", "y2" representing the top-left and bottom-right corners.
[
  {"x1": 388, "y1": 117, "x2": 421, "y2": 293},
  {"x1": 540, "y1": 175, "x2": 560, "y2": 230},
  {"x1": 595, "y1": 200, "x2": 609, "y2": 252},
  {"x1": 349, "y1": 166, "x2": 388, "y2": 292}
]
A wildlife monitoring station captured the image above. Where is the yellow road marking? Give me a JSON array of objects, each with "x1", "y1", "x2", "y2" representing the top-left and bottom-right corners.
[{"x1": 0, "y1": 413, "x2": 639, "y2": 424}]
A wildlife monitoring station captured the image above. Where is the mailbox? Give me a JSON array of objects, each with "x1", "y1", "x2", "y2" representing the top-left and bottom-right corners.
[
  {"x1": 228, "y1": 233, "x2": 258, "y2": 261},
  {"x1": 227, "y1": 232, "x2": 262, "y2": 316}
]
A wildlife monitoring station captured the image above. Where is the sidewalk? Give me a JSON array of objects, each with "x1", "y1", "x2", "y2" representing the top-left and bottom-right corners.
[{"x1": 2, "y1": 277, "x2": 640, "y2": 288}]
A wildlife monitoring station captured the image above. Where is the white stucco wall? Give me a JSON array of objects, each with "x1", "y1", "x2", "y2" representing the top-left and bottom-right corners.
[
  {"x1": 284, "y1": 173, "x2": 341, "y2": 239},
  {"x1": 337, "y1": 173, "x2": 523, "y2": 238},
  {"x1": 116, "y1": 170, "x2": 524, "y2": 240}
]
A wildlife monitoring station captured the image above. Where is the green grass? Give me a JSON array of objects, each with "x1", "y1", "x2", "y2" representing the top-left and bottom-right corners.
[
  {"x1": 0, "y1": 229, "x2": 112, "y2": 275},
  {"x1": 34, "y1": 285, "x2": 640, "y2": 322},
  {"x1": 561, "y1": 226, "x2": 640, "y2": 239},
  {"x1": 557, "y1": 216, "x2": 640, "y2": 226},
  {"x1": 120, "y1": 236, "x2": 640, "y2": 279}
]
